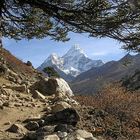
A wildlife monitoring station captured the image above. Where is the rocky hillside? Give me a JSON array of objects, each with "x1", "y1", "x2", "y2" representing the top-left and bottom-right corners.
[
  {"x1": 0, "y1": 48, "x2": 35, "y2": 75},
  {"x1": 0, "y1": 47, "x2": 102, "y2": 140},
  {"x1": 71, "y1": 53, "x2": 140, "y2": 95},
  {"x1": 38, "y1": 45, "x2": 103, "y2": 81},
  {"x1": 0, "y1": 47, "x2": 140, "y2": 140}
]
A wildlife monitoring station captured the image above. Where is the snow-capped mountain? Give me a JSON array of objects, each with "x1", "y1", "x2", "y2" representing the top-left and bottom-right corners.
[
  {"x1": 38, "y1": 45, "x2": 103, "y2": 81},
  {"x1": 39, "y1": 53, "x2": 64, "y2": 70}
]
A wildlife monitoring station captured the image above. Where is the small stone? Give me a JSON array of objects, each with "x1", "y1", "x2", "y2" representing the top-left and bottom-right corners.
[
  {"x1": 52, "y1": 101, "x2": 71, "y2": 113},
  {"x1": 3, "y1": 102, "x2": 9, "y2": 107},
  {"x1": 45, "y1": 106, "x2": 52, "y2": 113},
  {"x1": 0, "y1": 105, "x2": 4, "y2": 110},
  {"x1": 75, "y1": 129, "x2": 96, "y2": 140},
  {"x1": 25, "y1": 121, "x2": 40, "y2": 131},
  {"x1": 27, "y1": 114, "x2": 41, "y2": 121},
  {"x1": 7, "y1": 123, "x2": 28, "y2": 134},
  {"x1": 4, "y1": 121, "x2": 11, "y2": 125},
  {"x1": 57, "y1": 131, "x2": 67, "y2": 138},
  {"x1": 42, "y1": 134, "x2": 60, "y2": 140},
  {"x1": 7, "y1": 85, "x2": 26, "y2": 92},
  {"x1": 36, "y1": 125, "x2": 55, "y2": 134},
  {"x1": 54, "y1": 124, "x2": 74, "y2": 133},
  {"x1": 26, "y1": 104, "x2": 32, "y2": 107},
  {"x1": 32, "y1": 90, "x2": 46, "y2": 100},
  {"x1": 0, "y1": 100, "x2": 3, "y2": 106},
  {"x1": 38, "y1": 119, "x2": 45, "y2": 126},
  {"x1": 14, "y1": 103, "x2": 22, "y2": 107}
]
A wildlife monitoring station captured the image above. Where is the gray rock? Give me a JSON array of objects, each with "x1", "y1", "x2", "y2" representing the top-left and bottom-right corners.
[
  {"x1": 75, "y1": 129, "x2": 97, "y2": 140},
  {"x1": 54, "y1": 108, "x2": 80, "y2": 126},
  {"x1": 46, "y1": 78, "x2": 73, "y2": 97},
  {"x1": 26, "y1": 114, "x2": 42, "y2": 122},
  {"x1": 37, "y1": 125, "x2": 56, "y2": 133},
  {"x1": 57, "y1": 131, "x2": 67, "y2": 138},
  {"x1": 54, "y1": 124, "x2": 74, "y2": 133},
  {"x1": 41, "y1": 134, "x2": 60, "y2": 140},
  {"x1": 33, "y1": 90, "x2": 46, "y2": 100},
  {"x1": 25, "y1": 121, "x2": 40, "y2": 131},
  {"x1": 51, "y1": 101, "x2": 71, "y2": 113},
  {"x1": 30, "y1": 78, "x2": 73, "y2": 97},
  {"x1": 7, "y1": 123, "x2": 28, "y2": 134}
]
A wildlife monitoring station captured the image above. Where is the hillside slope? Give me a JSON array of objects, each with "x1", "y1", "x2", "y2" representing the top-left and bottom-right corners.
[
  {"x1": 0, "y1": 47, "x2": 38, "y2": 78},
  {"x1": 0, "y1": 47, "x2": 100, "y2": 140}
]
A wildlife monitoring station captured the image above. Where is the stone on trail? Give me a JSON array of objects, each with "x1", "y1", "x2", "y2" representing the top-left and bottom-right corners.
[
  {"x1": 25, "y1": 121, "x2": 40, "y2": 131},
  {"x1": 41, "y1": 134, "x2": 60, "y2": 140},
  {"x1": 7, "y1": 123, "x2": 28, "y2": 135},
  {"x1": 32, "y1": 90, "x2": 46, "y2": 100},
  {"x1": 75, "y1": 129, "x2": 97, "y2": 140},
  {"x1": 51, "y1": 101, "x2": 71, "y2": 113},
  {"x1": 31, "y1": 77, "x2": 73, "y2": 97},
  {"x1": 54, "y1": 108, "x2": 80, "y2": 126}
]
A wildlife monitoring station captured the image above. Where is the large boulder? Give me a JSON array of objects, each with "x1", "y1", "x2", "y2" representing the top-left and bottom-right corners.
[
  {"x1": 31, "y1": 78, "x2": 73, "y2": 97},
  {"x1": 44, "y1": 108, "x2": 80, "y2": 127},
  {"x1": 48, "y1": 78, "x2": 73, "y2": 97},
  {"x1": 54, "y1": 108, "x2": 80, "y2": 126}
]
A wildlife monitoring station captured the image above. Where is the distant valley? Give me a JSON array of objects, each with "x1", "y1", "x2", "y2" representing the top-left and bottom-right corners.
[{"x1": 71, "y1": 53, "x2": 140, "y2": 95}]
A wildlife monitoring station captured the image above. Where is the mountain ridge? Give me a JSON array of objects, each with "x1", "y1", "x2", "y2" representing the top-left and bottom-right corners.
[
  {"x1": 71, "y1": 53, "x2": 140, "y2": 95},
  {"x1": 38, "y1": 45, "x2": 103, "y2": 81}
]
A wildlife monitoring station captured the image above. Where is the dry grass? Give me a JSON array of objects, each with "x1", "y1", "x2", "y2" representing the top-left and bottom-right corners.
[
  {"x1": 0, "y1": 48, "x2": 35, "y2": 76},
  {"x1": 74, "y1": 84, "x2": 140, "y2": 139}
]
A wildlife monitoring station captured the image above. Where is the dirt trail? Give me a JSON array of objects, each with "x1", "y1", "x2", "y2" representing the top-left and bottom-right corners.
[{"x1": 0, "y1": 104, "x2": 45, "y2": 140}]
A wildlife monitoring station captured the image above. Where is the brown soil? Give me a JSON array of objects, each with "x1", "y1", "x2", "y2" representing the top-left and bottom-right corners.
[{"x1": 0, "y1": 102, "x2": 46, "y2": 140}]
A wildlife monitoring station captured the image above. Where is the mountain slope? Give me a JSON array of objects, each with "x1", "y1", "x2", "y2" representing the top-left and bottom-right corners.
[
  {"x1": 38, "y1": 45, "x2": 103, "y2": 81},
  {"x1": 71, "y1": 54, "x2": 140, "y2": 95},
  {"x1": 0, "y1": 47, "x2": 37, "y2": 77}
]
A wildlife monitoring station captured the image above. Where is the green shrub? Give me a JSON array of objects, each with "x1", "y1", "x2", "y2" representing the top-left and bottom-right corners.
[{"x1": 43, "y1": 67, "x2": 60, "y2": 78}]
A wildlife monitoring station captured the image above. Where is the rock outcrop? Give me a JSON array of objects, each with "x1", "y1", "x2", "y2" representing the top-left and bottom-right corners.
[{"x1": 30, "y1": 77, "x2": 73, "y2": 97}]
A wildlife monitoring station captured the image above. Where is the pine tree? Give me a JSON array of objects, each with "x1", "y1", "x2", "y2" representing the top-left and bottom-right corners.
[{"x1": 1, "y1": 0, "x2": 140, "y2": 51}]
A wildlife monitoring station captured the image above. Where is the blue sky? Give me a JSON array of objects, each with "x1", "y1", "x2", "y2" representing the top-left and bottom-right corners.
[{"x1": 3, "y1": 32, "x2": 127, "y2": 68}]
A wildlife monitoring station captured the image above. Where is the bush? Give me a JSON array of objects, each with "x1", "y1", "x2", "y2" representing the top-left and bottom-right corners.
[
  {"x1": 122, "y1": 70, "x2": 140, "y2": 91},
  {"x1": 73, "y1": 84, "x2": 140, "y2": 139},
  {"x1": 26, "y1": 61, "x2": 32, "y2": 66},
  {"x1": 43, "y1": 67, "x2": 60, "y2": 78}
]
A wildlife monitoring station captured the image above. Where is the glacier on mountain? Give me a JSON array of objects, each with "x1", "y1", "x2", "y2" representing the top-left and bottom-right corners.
[{"x1": 38, "y1": 45, "x2": 103, "y2": 78}]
